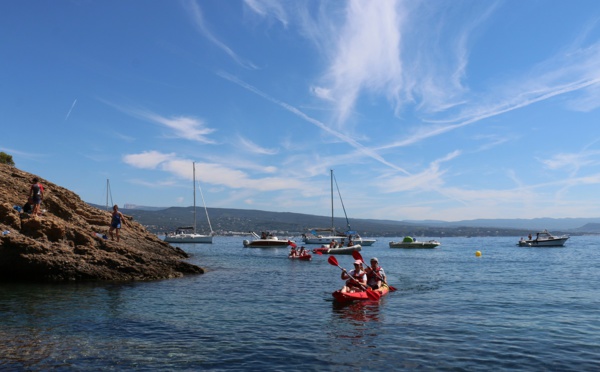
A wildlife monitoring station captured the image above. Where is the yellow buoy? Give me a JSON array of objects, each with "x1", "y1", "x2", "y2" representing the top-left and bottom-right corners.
[{"x1": 475, "y1": 251, "x2": 482, "y2": 257}]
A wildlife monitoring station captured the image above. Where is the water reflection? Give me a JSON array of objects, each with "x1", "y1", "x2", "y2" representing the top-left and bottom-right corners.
[
  {"x1": 332, "y1": 300, "x2": 382, "y2": 324},
  {"x1": 330, "y1": 300, "x2": 384, "y2": 348}
]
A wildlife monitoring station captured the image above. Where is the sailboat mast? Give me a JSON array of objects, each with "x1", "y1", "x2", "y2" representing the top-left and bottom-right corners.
[
  {"x1": 106, "y1": 179, "x2": 109, "y2": 211},
  {"x1": 333, "y1": 173, "x2": 351, "y2": 232},
  {"x1": 330, "y1": 169, "x2": 334, "y2": 231},
  {"x1": 197, "y1": 178, "x2": 214, "y2": 234},
  {"x1": 105, "y1": 179, "x2": 113, "y2": 211},
  {"x1": 193, "y1": 162, "x2": 197, "y2": 234}
]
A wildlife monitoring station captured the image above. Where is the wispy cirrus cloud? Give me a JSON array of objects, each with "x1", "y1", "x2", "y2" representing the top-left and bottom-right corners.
[
  {"x1": 101, "y1": 99, "x2": 217, "y2": 144},
  {"x1": 236, "y1": 135, "x2": 279, "y2": 155},
  {"x1": 313, "y1": 1, "x2": 404, "y2": 126},
  {"x1": 218, "y1": 71, "x2": 411, "y2": 176},
  {"x1": 380, "y1": 150, "x2": 461, "y2": 193},
  {"x1": 377, "y1": 53, "x2": 600, "y2": 153},
  {"x1": 305, "y1": 1, "x2": 497, "y2": 127},
  {"x1": 244, "y1": 0, "x2": 289, "y2": 28},
  {"x1": 65, "y1": 99, "x2": 77, "y2": 121},
  {"x1": 183, "y1": 0, "x2": 257, "y2": 69},
  {"x1": 141, "y1": 112, "x2": 217, "y2": 144}
]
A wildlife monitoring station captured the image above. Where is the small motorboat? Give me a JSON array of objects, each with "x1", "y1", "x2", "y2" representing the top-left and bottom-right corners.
[
  {"x1": 243, "y1": 232, "x2": 294, "y2": 248},
  {"x1": 332, "y1": 285, "x2": 389, "y2": 304},
  {"x1": 389, "y1": 236, "x2": 440, "y2": 249},
  {"x1": 518, "y1": 230, "x2": 569, "y2": 247}
]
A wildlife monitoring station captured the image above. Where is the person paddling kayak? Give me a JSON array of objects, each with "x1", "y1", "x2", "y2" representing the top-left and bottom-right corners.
[
  {"x1": 340, "y1": 260, "x2": 367, "y2": 293},
  {"x1": 365, "y1": 257, "x2": 386, "y2": 290}
]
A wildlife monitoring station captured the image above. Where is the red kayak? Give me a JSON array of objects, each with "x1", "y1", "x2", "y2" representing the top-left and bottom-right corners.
[
  {"x1": 332, "y1": 285, "x2": 389, "y2": 303},
  {"x1": 289, "y1": 254, "x2": 312, "y2": 261},
  {"x1": 312, "y1": 247, "x2": 329, "y2": 254}
]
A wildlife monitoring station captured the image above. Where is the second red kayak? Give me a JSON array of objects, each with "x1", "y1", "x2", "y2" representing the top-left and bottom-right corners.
[{"x1": 289, "y1": 254, "x2": 312, "y2": 260}]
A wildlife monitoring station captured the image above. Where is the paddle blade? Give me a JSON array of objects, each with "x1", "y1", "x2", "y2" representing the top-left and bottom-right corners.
[
  {"x1": 388, "y1": 286, "x2": 397, "y2": 292},
  {"x1": 315, "y1": 250, "x2": 323, "y2": 255},
  {"x1": 351, "y1": 250, "x2": 363, "y2": 262},
  {"x1": 327, "y1": 256, "x2": 339, "y2": 267},
  {"x1": 365, "y1": 288, "x2": 380, "y2": 301}
]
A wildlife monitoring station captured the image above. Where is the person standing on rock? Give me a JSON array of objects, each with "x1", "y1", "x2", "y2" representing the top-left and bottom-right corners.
[
  {"x1": 29, "y1": 177, "x2": 44, "y2": 217},
  {"x1": 109, "y1": 204, "x2": 128, "y2": 242}
]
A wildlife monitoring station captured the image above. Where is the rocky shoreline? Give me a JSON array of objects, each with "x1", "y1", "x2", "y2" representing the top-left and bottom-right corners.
[{"x1": 0, "y1": 164, "x2": 203, "y2": 282}]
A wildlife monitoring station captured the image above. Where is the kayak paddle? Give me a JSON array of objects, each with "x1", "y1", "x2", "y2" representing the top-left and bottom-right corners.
[
  {"x1": 352, "y1": 251, "x2": 396, "y2": 292},
  {"x1": 327, "y1": 256, "x2": 380, "y2": 301}
]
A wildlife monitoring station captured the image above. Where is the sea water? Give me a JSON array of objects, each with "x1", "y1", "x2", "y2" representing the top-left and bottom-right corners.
[{"x1": 1, "y1": 236, "x2": 600, "y2": 371}]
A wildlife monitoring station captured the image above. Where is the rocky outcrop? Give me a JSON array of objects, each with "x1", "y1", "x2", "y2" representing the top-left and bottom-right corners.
[{"x1": 0, "y1": 164, "x2": 203, "y2": 282}]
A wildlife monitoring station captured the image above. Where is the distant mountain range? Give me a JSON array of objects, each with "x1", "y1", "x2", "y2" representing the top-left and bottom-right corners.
[{"x1": 91, "y1": 204, "x2": 600, "y2": 237}]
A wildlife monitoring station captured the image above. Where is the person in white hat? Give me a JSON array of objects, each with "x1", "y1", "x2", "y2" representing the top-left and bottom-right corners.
[{"x1": 340, "y1": 260, "x2": 367, "y2": 293}]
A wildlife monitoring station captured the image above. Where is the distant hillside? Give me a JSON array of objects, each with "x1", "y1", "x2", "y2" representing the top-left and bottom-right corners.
[
  {"x1": 572, "y1": 223, "x2": 600, "y2": 233},
  {"x1": 407, "y1": 217, "x2": 600, "y2": 232},
  {"x1": 89, "y1": 204, "x2": 599, "y2": 237}
]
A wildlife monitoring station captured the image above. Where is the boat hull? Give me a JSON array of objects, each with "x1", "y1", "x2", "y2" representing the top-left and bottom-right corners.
[
  {"x1": 312, "y1": 245, "x2": 362, "y2": 255},
  {"x1": 302, "y1": 235, "x2": 376, "y2": 246},
  {"x1": 303, "y1": 235, "x2": 346, "y2": 245},
  {"x1": 357, "y1": 239, "x2": 376, "y2": 246},
  {"x1": 517, "y1": 230, "x2": 569, "y2": 247},
  {"x1": 332, "y1": 286, "x2": 389, "y2": 303},
  {"x1": 389, "y1": 241, "x2": 440, "y2": 249},
  {"x1": 164, "y1": 234, "x2": 213, "y2": 244},
  {"x1": 243, "y1": 239, "x2": 292, "y2": 248},
  {"x1": 518, "y1": 238, "x2": 568, "y2": 247}
]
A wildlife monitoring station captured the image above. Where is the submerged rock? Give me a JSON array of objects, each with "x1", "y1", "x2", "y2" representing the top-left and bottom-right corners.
[{"x1": 0, "y1": 164, "x2": 203, "y2": 282}]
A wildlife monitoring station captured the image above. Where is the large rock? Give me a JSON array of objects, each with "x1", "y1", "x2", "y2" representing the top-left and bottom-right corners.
[{"x1": 0, "y1": 164, "x2": 203, "y2": 282}]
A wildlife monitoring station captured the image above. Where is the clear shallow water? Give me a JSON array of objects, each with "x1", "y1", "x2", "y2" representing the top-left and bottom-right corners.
[{"x1": 1, "y1": 236, "x2": 600, "y2": 371}]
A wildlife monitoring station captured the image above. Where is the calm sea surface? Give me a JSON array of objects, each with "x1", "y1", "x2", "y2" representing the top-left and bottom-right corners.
[{"x1": 1, "y1": 236, "x2": 600, "y2": 371}]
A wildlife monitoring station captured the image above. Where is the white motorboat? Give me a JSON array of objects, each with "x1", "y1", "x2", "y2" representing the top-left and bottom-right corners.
[
  {"x1": 164, "y1": 162, "x2": 214, "y2": 244},
  {"x1": 243, "y1": 232, "x2": 295, "y2": 248},
  {"x1": 518, "y1": 230, "x2": 569, "y2": 247},
  {"x1": 389, "y1": 236, "x2": 441, "y2": 249}
]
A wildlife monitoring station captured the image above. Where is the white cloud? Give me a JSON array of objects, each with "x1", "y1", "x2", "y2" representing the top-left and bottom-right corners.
[
  {"x1": 236, "y1": 135, "x2": 279, "y2": 155},
  {"x1": 381, "y1": 150, "x2": 460, "y2": 193},
  {"x1": 101, "y1": 99, "x2": 217, "y2": 144},
  {"x1": 142, "y1": 112, "x2": 217, "y2": 144},
  {"x1": 122, "y1": 151, "x2": 177, "y2": 169},
  {"x1": 122, "y1": 151, "x2": 320, "y2": 194},
  {"x1": 244, "y1": 0, "x2": 289, "y2": 28}
]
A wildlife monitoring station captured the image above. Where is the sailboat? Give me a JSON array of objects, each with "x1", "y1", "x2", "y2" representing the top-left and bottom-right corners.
[
  {"x1": 302, "y1": 170, "x2": 375, "y2": 247},
  {"x1": 164, "y1": 162, "x2": 214, "y2": 244}
]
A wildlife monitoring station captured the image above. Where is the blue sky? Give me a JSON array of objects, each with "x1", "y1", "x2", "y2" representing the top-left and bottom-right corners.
[{"x1": 3, "y1": 0, "x2": 600, "y2": 222}]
